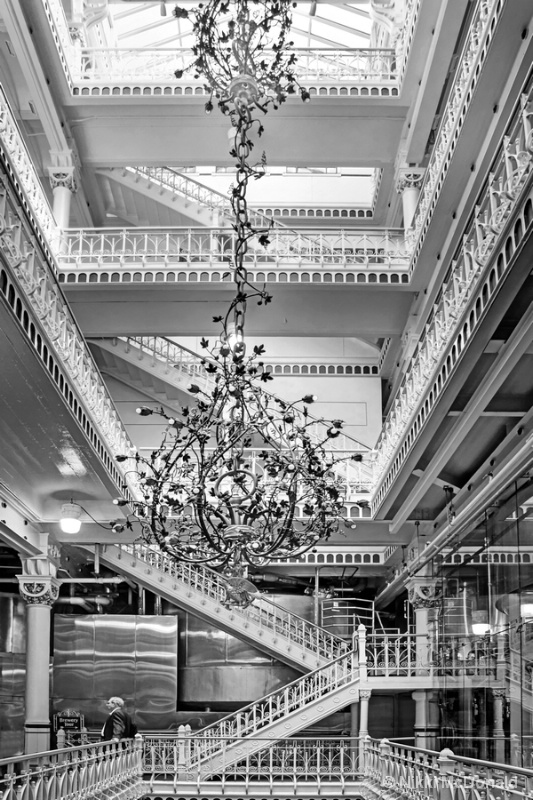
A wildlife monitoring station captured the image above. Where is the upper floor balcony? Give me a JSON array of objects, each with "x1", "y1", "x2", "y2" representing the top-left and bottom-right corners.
[{"x1": 56, "y1": 226, "x2": 411, "y2": 287}]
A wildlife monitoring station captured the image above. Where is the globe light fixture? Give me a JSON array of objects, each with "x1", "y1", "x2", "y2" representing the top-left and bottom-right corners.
[{"x1": 60, "y1": 502, "x2": 82, "y2": 534}]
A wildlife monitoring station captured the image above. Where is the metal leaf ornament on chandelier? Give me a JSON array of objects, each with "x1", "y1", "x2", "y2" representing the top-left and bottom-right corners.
[
  {"x1": 173, "y1": 0, "x2": 311, "y2": 114},
  {"x1": 116, "y1": 368, "x2": 353, "y2": 580}
]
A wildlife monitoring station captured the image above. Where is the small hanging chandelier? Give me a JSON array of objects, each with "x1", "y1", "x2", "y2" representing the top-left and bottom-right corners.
[{"x1": 109, "y1": 1, "x2": 358, "y2": 604}]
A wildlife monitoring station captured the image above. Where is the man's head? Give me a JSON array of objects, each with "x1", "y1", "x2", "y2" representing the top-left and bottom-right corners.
[{"x1": 105, "y1": 697, "x2": 124, "y2": 712}]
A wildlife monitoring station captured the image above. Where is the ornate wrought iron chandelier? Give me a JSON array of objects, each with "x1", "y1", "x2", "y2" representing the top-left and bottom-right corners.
[{"x1": 111, "y1": 0, "x2": 356, "y2": 597}]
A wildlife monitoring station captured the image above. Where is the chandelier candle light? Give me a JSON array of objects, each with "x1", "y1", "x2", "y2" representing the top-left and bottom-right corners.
[{"x1": 111, "y1": 0, "x2": 358, "y2": 603}]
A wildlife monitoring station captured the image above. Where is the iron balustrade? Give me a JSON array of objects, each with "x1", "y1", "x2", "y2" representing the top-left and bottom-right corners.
[
  {"x1": 142, "y1": 734, "x2": 360, "y2": 784},
  {"x1": 372, "y1": 65, "x2": 533, "y2": 510},
  {"x1": 181, "y1": 649, "x2": 359, "y2": 768},
  {"x1": 0, "y1": 739, "x2": 144, "y2": 800},
  {"x1": 407, "y1": 0, "x2": 505, "y2": 265},
  {"x1": 115, "y1": 542, "x2": 351, "y2": 663},
  {"x1": 72, "y1": 48, "x2": 398, "y2": 84},
  {"x1": 361, "y1": 737, "x2": 533, "y2": 800},
  {"x1": 57, "y1": 227, "x2": 410, "y2": 269},
  {"x1": 0, "y1": 167, "x2": 135, "y2": 471},
  {"x1": 0, "y1": 85, "x2": 57, "y2": 247},
  {"x1": 131, "y1": 166, "x2": 228, "y2": 212}
]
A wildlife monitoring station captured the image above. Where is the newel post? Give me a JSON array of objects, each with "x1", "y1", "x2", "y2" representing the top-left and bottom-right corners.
[
  {"x1": 357, "y1": 624, "x2": 368, "y2": 681},
  {"x1": 437, "y1": 748, "x2": 456, "y2": 800},
  {"x1": 379, "y1": 738, "x2": 392, "y2": 787},
  {"x1": 177, "y1": 723, "x2": 192, "y2": 778}
]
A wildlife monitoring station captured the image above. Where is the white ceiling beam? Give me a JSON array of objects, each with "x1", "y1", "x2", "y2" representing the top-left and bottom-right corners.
[
  {"x1": 411, "y1": 469, "x2": 459, "y2": 494},
  {"x1": 448, "y1": 410, "x2": 527, "y2": 417},
  {"x1": 389, "y1": 302, "x2": 533, "y2": 535},
  {"x1": 3, "y1": 0, "x2": 68, "y2": 156}
]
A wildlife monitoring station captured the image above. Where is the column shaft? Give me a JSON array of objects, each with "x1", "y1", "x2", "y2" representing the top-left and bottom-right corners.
[{"x1": 25, "y1": 602, "x2": 52, "y2": 753}]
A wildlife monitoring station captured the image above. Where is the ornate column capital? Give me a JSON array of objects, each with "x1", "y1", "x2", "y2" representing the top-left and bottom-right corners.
[
  {"x1": 395, "y1": 168, "x2": 425, "y2": 195},
  {"x1": 17, "y1": 554, "x2": 60, "y2": 606},
  {"x1": 406, "y1": 576, "x2": 441, "y2": 609},
  {"x1": 360, "y1": 689, "x2": 372, "y2": 700},
  {"x1": 492, "y1": 688, "x2": 508, "y2": 698},
  {"x1": 18, "y1": 578, "x2": 59, "y2": 605},
  {"x1": 48, "y1": 149, "x2": 78, "y2": 193},
  {"x1": 48, "y1": 168, "x2": 77, "y2": 193}
]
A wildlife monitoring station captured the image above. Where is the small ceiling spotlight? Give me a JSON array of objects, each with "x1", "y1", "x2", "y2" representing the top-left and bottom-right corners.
[{"x1": 60, "y1": 502, "x2": 82, "y2": 534}]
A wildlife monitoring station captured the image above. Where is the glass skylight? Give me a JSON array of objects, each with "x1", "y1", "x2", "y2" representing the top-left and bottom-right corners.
[{"x1": 107, "y1": 2, "x2": 372, "y2": 51}]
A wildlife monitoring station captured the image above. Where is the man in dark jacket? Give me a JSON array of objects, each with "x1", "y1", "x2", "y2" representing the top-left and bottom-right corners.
[{"x1": 101, "y1": 697, "x2": 134, "y2": 741}]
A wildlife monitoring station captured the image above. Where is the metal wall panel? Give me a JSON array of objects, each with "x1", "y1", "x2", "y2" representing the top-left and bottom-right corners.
[
  {"x1": 178, "y1": 663, "x2": 299, "y2": 705},
  {"x1": 0, "y1": 594, "x2": 26, "y2": 653},
  {"x1": 94, "y1": 616, "x2": 136, "y2": 698},
  {"x1": 53, "y1": 615, "x2": 178, "y2": 731},
  {"x1": 54, "y1": 615, "x2": 95, "y2": 698},
  {"x1": 135, "y1": 617, "x2": 178, "y2": 729}
]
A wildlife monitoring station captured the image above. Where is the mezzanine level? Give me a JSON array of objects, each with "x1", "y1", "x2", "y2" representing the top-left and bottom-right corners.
[{"x1": 55, "y1": 227, "x2": 411, "y2": 286}]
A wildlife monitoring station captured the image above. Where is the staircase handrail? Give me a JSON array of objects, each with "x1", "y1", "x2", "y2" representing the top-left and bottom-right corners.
[
  {"x1": 116, "y1": 543, "x2": 351, "y2": 663},
  {"x1": 127, "y1": 166, "x2": 343, "y2": 256},
  {"x1": 131, "y1": 166, "x2": 228, "y2": 212},
  {"x1": 189, "y1": 648, "x2": 359, "y2": 764}
]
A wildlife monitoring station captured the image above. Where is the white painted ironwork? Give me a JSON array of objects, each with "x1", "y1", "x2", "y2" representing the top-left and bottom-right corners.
[
  {"x1": 372, "y1": 69, "x2": 533, "y2": 511},
  {"x1": 130, "y1": 166, "x2": 228, "y2": 213},
  {"x1": 263, "y1": 361, "x2": 379, "y2": 375},
  {"x1": 0, "y1": 739, "x2": 144, "y2": 800},
  {"x1": 0, "y1": 85, "x2": 57, "y2": 247},
  {"x1": 181, "y1": 649, "x2": 360, "y2": 777},
  {"x1": 442, "y1": 545, "x2": 533, "y2": 566},
  {"x1": 361, "y1": 736, "x2": 533, "y2": 800},
  {"x1": 143, "y1": 734, "x2": 360, "y2": 785},
  {"x1": 122, "y1": 335, "x2": 216, "y2": 394},
  {"x1": 365, "y1": 632, "x2": 435, "y2": 677},
  {"x1": 268, "y1": 545, "x2": 389, "y2": 569},
  {"x1": 0, "y1": 173, "x2": 136, "y2": 474},
  {"x1": 57, "y1": 227, "x2": 409, "y2": 270},
  {"x1": 73, "y1": 48, "x2": 397, "y2": 84},
  {"x1": 407, "y1": 0, "x2": 503, "y2": 262},
  {"x1": 106, "y1": 542, "x2": 351, "y2": 667}
]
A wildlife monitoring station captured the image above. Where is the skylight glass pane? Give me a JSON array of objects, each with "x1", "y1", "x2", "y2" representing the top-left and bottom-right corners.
[{"x1": 107, "y1": 2, "x2": 371, "y2": 51}]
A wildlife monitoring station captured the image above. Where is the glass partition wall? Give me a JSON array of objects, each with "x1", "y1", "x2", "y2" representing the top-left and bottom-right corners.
[{"x1": 428, "y1": 475, "x2": 533, "y2": 765}]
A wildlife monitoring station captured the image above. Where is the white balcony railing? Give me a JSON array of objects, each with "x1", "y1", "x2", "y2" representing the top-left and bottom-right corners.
[
  {"x1": 57, "y1": 227, "x2": 410, "y2": 270},
  {"x1": 0, "y1": 740, "x2": 144, "y2": 800},
  {"x1": 361, "y1": 737, "x2": 533, "y2": 798},
  {"x1": 0, "y1": 85, "x2": 57, "y2": 246},
  {"x1": 372, "y1": 69, "x2": 533, "y2": 510},
  {"x1": 0, "y1": 97, "x2": 137, "y2": 476},
  {"x1": 143, "y1": 734, "x2": 360, "y2": 785},
  {"x1": 72, "y1": 47, "x2": 398, "y2": 84}
]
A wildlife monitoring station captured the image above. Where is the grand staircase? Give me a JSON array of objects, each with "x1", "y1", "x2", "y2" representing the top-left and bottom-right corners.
[
  {"x1": 85, "y1": 542, "x2": 351, "y2": 672},
  {"x1": 95, "y1": 167, "x2": 227, "y2": 228},
  {"x1": 180, "y1": 650, "x2": 360, "y2": 779}
]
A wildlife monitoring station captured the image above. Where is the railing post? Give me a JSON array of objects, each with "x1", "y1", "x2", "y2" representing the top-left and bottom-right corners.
[
  {"x1": 177, "y1": 723, "x2": 191, "y2": 778},
  {"x1": 379, "y1": 738, "x2": 391, "y2": 788},
  {"x1": 357, "y1": 623, "x2": 367, "y2": 681},
  {"x1": 437, "y1": 748, "x2": 455, "y2": 800}
]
